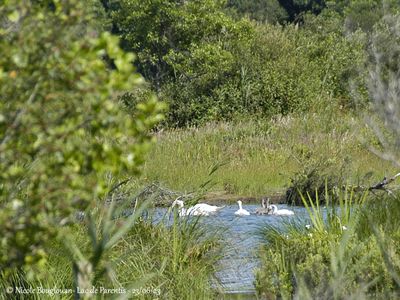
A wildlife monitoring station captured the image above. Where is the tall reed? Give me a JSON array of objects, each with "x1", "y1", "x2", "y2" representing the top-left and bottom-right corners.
[{"x1": 255, "y1": 187, "x2": 400, "y2": 299}]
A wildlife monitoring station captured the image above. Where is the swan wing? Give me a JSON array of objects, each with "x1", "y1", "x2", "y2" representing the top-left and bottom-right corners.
[
  {"x1": 186, "y1": 206, "x2": 211, "y2": 216},
  {"x1": 193, "y1": 203, "x2": 223, "y2": 213},
  {"x1": 186, "y1": 206, "x2": 198, "y2": 215},
  {"x1": 276, "y1": 209, "x2": 294, "y2": 216},
  {"x1": 235, "y1": 209, "x2": 250, "y2": 216},
  {"x1": 193, "y1": 204, "x2": 213, "y2": 211}
]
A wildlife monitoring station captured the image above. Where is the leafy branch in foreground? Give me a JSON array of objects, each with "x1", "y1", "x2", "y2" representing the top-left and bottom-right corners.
[{"x1": 0, "y1": 0, "x2": 165, "y2": 284}]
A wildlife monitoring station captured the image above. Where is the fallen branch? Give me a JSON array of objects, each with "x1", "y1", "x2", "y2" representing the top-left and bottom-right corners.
[
  {"x1": 368, "y1": 172, "x2": 400, "y2": 194},
  {"x1": 340, "y1": 172, "x2": 400, "y2": 195}
]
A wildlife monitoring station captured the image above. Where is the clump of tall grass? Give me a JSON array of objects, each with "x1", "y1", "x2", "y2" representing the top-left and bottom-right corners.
[
  {"x1": 285, "y1": 150, "x2": 349, "y2": 206},
  {"x1": 0, "y1": 197, "x2": 223, "y2": 300},
  {"x1": 110, "y1": 215, "x2": 223, "y2": 299},
  {"x1": 255, "y1": 187, "x2": 400, "y2": 299}
]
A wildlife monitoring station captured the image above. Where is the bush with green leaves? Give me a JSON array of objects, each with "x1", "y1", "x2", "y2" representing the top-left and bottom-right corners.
[
  {"x1": 161, "y1": 19, "x2": 367, "y2": 126},
  {"x1": 103, "y1": 0, "x2": 368, "y2": 126},
  {"x1": 0, "y1": 0, "x2": 165, "y2": 284}
]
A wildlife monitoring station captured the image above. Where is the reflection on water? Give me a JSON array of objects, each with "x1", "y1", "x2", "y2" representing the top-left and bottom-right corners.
[{"x1": 152, "y1": 204, "x2": 310, "y2": 295}]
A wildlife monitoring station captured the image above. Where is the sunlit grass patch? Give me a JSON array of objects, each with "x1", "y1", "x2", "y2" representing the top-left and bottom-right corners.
[{"x1": 143, "y1": 112, "x2": 396, "y2": 198}]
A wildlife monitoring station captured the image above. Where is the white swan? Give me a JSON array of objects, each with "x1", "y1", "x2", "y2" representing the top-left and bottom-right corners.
[
  {"x1": 269, "y1": 205, "x2": 294, "y2": 216},
  {"x1": 171, "y1": 199, "x2": 224, "y2": 217},
  {"x1": 171, "y1": 199, "x2": 188, "y2": 217},
  {"x1": 234, "y1": 200, "x2": 250, "y2": 216}
]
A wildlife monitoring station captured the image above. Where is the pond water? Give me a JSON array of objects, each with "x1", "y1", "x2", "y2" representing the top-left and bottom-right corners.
[
  {"x1": 208, "y1": 204, "x2": 309, "y2": 295},
  {"x1": 153, "y1": 204, "x2": 311, "y2": 295}
]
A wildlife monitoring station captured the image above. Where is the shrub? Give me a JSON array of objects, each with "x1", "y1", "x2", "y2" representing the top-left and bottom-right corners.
[
  {"x1": 0, "y1": 0, "x2": 165, "y2": 292},
  {"x1": 108, "y1": 0, "x2": 367, "y2": 127}
]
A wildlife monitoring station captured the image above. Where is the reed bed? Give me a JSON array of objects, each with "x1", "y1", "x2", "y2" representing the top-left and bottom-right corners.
[{"x1": 143, "y1": 111, "x2": 396, "y2": 197}]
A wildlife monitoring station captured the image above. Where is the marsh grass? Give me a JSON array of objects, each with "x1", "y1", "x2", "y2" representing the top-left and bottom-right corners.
[
  {"x1": 256, "y1": 187, "x2": 400, "y2": 299},
  {"x1": 0, "y1": 199, "x2": 223, "y2": 300},
  {"x1": 300, "y1": 184, "x2": 367, "y2": 233},
  {"x1": 111, "y1": 213, "x2": 224, "y2": 299},
  {"x1": 143, "y1": 110, "x2": 396, "y2": 198}
]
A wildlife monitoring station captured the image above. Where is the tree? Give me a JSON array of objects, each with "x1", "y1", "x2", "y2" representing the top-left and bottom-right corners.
[
  {"x1": 227, "y1": 0, "x2": 288, "y2": 24},
  {"x1": 107, "y1": 0, "x2": 253, "y2": 126},
  {"x1": 0, "y1": 0, "x2": 165, "y2": 280},
  {"x1": 108, "y1": 0, "x2": 252, "y2": 87}
]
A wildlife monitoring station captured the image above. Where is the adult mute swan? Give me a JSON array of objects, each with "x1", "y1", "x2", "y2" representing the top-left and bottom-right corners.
[
  {"x1": 234, "y1": 200, "x2": 250, "y2": 216},
  {"x1": 171, "y1": 199, "x2": 224, "y2": 217},
  {"x1": 255, "y1": 197, "x2": 271, "y2": 215},
  {"x1": 269, "y1": 205, "x2": 294, "y2": 216}
]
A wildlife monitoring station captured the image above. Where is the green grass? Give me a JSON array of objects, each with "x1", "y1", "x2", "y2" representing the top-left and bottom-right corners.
[
  {"x1": 255, "y1": 188, "x2": 400, "y2": 299},
  {"x1": 0, "y1": 205, "x2": 223, "y2": 300},
  {"x1": 143, "y1": 110, "x2": 396, "y2": 198}
]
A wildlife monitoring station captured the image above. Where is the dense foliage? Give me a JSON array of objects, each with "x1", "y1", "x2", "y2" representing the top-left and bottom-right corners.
[
  {"x1": 228, "y1": 0, "x2": 400, "y2": 28},
  {"x1": 0, "y1": 0, "x2": 164, "y2": 282},
  {"x1": 101, "y1": 0, "x2": 370, "y2": 126}
]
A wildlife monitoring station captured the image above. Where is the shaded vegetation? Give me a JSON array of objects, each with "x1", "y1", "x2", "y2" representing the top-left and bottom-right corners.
[{"x1": 102, "y1": 0, "x2": 375, "y2": 126}]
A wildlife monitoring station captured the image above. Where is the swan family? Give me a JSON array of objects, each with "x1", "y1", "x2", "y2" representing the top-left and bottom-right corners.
[{"x1": 171, "y1": 197, "x2": 294, "y2": 217}]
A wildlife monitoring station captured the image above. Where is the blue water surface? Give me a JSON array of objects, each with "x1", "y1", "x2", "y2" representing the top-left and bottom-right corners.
[{"x1": 151, "y1": 204, "x2": 311, "y2": 294}]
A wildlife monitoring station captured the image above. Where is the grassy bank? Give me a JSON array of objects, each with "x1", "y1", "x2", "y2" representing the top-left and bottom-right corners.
[
  {"x1": 143, "y1": 109, "x2": 396, "y2": 198},
  {"x1": 0, "y1": 207, "x2": 223, "y2": 300}
]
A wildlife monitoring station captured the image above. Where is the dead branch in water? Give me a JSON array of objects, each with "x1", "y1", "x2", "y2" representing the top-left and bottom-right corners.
[
  {"x1": 348, "y1": 172, "x2": 400, "y2": 195},
  {"x1": 368, "y1": 172, "x2": 400, "y2": 194}
]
